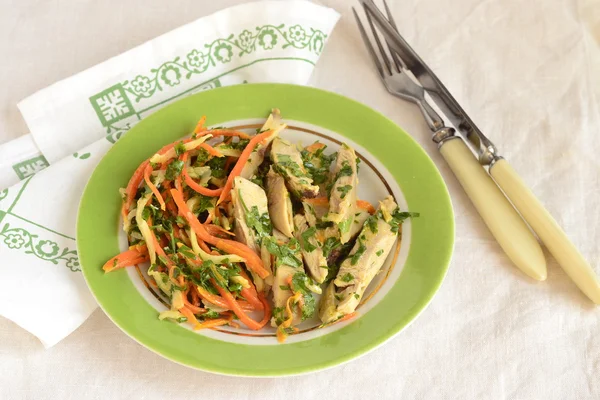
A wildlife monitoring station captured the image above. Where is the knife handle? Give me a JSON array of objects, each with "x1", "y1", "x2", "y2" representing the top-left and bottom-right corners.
[
  {"x1": 438, "y1": 137, "x2": 547, "y2": 280},
  {"x1": 489, "y1": 158, "x2": 600, "y2": 304}
]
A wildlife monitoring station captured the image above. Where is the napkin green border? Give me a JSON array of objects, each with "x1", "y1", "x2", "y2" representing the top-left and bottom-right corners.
[{"x1": 77, "y1": 83, "x2": 454, "y2": 376}]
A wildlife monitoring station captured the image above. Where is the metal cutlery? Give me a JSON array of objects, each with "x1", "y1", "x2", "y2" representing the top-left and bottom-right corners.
[{"x1": 354, "y1": 0, "x2": 600, "y2": 303}]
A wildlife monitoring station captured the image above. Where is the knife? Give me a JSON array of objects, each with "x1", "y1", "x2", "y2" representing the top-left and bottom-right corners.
[{"x1": 359, "y1": 0, "x2": 600, "y2": 304}]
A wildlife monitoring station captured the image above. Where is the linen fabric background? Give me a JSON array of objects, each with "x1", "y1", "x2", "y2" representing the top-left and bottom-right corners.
[{"x1": 0, "y1": 0, "x2": 599, "y2": 399}]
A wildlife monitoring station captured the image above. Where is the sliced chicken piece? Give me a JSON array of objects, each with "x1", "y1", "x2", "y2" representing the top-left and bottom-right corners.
[
  {"x1": 231, "y1": 177, "x2": 272, "y2": 292},
  {"x1": 272, "y1": 265, "x2": 297, "y2": 312},
  {"x1": 320, "y1": 196, "x2": 401, "y2": 324},
  {"x1": 271, "y1": 137, "x2": 319, "y2": 199},
  {"x1": 269, "y1": 239, "x2": 304, "y2": 327},
  {"x1": 325, "y1": 144, "x2": 358, "y2": 244},
  {"x1": 350, "y1": 209, "x2": 370, "y2": 239},
  {"x1": 294, "y1": 214, "x2": 328, "y2": 284},
  {"x1": 231, "y1": 176, "x2": 271, "y2": 253},
  {"x1": 240, "y1": 109, "x2": 286, "y2": 180},
  {"x1": 266, "y1": 166, "x2": 294, "y2": 238},
  {"x1": 272, "y1": 228, "x2": 291, "y2": 243},
  {"x1": 318, "y1": 281, "x2": 343, "y2": 323}
]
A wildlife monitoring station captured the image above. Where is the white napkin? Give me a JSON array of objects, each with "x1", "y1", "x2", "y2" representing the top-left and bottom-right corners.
[{"x1": 0, "y1": 0, "x2": 339, "y2": 348}]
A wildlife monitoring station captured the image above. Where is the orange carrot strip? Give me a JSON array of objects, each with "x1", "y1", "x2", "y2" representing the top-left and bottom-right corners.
[
  {"x1": 336, "y1": 312, "x2": 357, "y2": 324},
  {"x1": 197, "y1": 238, "x2": 212, "y2": 254},
  {"x1": 122, "y1": 140, "x2": 184, "y2": 221},
  {"x1": 182, "y1": 169, "x2": 223, "y2": 197},
  {"x1": 305, "y1": 142, "x2": 326, "y2": 153},
  {"x1": 213, "y1": 239, "x2": 269, "y2": 279},
  {"x1": 212, "y1": 279, "x2": 264, "y2": 330},
  {"x1": 179, "y1": 306, "x2": 200, "y2": 329},
  {"x1": 238, "y1": 269, "x2": 260, "y2": 299},
  {"x1": 121, "y1": 160, "x2": 149, "y2": 221},
  {"x1": 190, "y1": 285, "x2": 200, "y2": 306},
  {"x1": 277, "y1": 292, "x2": 302, "y2": 343},
  {"x1": 193, "y1": 116, "x2": 207, "y2": 134},
  {"x1": 256, "y1": 293, "x2": 271, "y2": 329},
  {"x1": 205, "y1": 224, "x2": 234, "y2": 237},
  {"x1": 304, "y1": 197, "x2": 328, "y2": 206},
  {"x1": 170, "y1": 188, "x2": 269, "y2": 278},
  {"x1": 194, "y1": 318, "x2": 230, "y2": 330},
  {"x1": 143, "y1": 164, "x2": 166, "y2": 211},
  {"x1": 356, "y1": 200, "x2": 376, "y2": 215},
  {"x1": 195, "y1": 286, "x2": 255, "y2": 312},
  {"x1": 183, "y1": 297, "x2": 205, "y2": 314},
  {"x1": 216, "y1": 129, "x2": 273, "y2": 206},
  {"x1": 241, "y1": 287, "x2": 264, "y2": 311},
  {"x1": 103, "y1": 245, "x2": 148, "y2": 272},
  {"x1": 199, "y1": 143, "x2": 223, "y2": 157}
]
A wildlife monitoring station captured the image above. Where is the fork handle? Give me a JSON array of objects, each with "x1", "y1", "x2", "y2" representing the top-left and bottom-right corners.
[
  {"x1": 438, "y1": 137, "x2": 547, "y2": 280},
  {"x1": 489, "y1": 158, "x2": 600, "y2": 304}
]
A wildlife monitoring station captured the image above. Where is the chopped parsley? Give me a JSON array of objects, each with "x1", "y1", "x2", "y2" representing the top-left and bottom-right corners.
[
  {"x1": 388, "y1": 210, "x2": 420, "y2": 234},
  {"x1": 228, "y1": 282, "x2": 243, "y2": 293},
  {"x1": 206, "y1": 156, "x2": 227, "y2": 179},
  {"x1": 193, "y1": 195, "x2": 214, "y2": 215},
  {"x1": 238, "y1": 191, "x2": 272, "y2": 243},
  {"x1": 264, "y1": 237, "x2": 303, "y2": 269},
  {"x1": 203, "y1": 310, "x2": 220, "y2": 319},
  {"x1": 279, "y1": 285, "x2": 291, "y2": 291},
  {"x1": 316, "y1": 220, "x2": 334, "y2": 230},
  {"x1": 338, "y1": 216, "x2": 353, "y2": 234},
  {"x1": 291, "y1": 272, "x2": 316, "y2": 320},
  {"x1": 194, "y1": 148, "x2": 210, "y2": 166},
  {"x1": 366, "y1": 215, "x2": 378, "y2": 234},
  {"x1": 274, "y1": 154, "x2": 306, "y2": 179},
  {"x1": 376, "y1": 249, "x2": 384, "y2": 256},
  {"x1": 273, "y1": 307, "x2": 286, "y2": 325},
  {"x1": 231, "y1": 138, "x2": 250, "y2": 151},
  {"x1": 174, "y1": 141, "x2": 187, "y2": 156},
  {"x1": 354, "y1": 293, "x2": 360, "y2": 299},
  {"x1": 300, "y1": 227, "x2": 318, "y2": 252},
  {"x1": 350, "y1": 236, "x2": 367, "y2": 265},
  {"x1": 341, "y1": 273, "x2": 354, "y2": 282},
  {"x1": 165, "y1": 160, "x2": 185, "y2": 180},
  {"x1": 301, "y1": 144, "x2": 336, "y2": 185},
  {"x1": 336, "y1": 184, "x2": 352, "y2": 199},
  {"x1": 322, "y1": 237, "x2": 341, "y2": 258},
  {"x1": 338, "y1": 161, "x2": 353, "y2": 179}
]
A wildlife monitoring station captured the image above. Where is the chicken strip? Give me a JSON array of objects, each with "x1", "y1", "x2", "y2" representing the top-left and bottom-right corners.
[
  {"x1": 271, "y1": 137, "x2": 319, "y2": 199},
  {"x1": 266, "y1": 166, "x2": 294, "y2": 238},
  {"x1": 294, "y1": 214, "x2": 328, "y2": 284},
  {"x1": 325, "y1": 144, "x2": 358, "y2": 244},
  {"x1": 240, "y1": 109, "x2": 286, "y2": 180},
  {"x1": 320, "y1": 196, "x2": 414, "y2": 324}
]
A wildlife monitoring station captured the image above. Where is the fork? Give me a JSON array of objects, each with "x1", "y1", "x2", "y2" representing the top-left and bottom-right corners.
[{"x1": 353, "y1": 4, "x2": 548, "y2": 281}]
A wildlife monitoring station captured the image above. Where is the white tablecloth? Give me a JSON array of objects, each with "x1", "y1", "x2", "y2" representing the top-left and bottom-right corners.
[{"x1": 1, "y1": 0, "x2": 599, "y2": 398}]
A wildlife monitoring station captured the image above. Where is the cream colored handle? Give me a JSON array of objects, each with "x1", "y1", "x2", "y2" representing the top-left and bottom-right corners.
[
  {"x1": 490, "y1": 158, "x2": 600, "y2": 304},
  {"x1": 439, "y1": 138, "x2": 547, "y2": 280}
]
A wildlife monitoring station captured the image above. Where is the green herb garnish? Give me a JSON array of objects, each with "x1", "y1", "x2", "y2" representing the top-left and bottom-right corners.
[
  {"x1": 264, "y1": 237, "x2": 303, "y2": 269},
  {"x1": 174, "y1": 141, "x2": 187, "y2": 156},
  {"x1": 350, "y1": 236, "x2": 367, "y2": 265},
  {"x1": 336, "y1": 184, "x2": 352, "y2": 199},
  {"x1": 300, "y1": 227, "x2": 318, "y2": 252},
  {"x1": 338, "y1": 216, "x2": 353, "y2": 234},
  {"x1": 165, "y1": 160, "x2": 185, "y2": 180},
  {"x1": 388, "y1": 209, "x2": 420, "y2": 234},
  {"x1": 341, "y1": 273, "x2": 354, "y2": 282}
]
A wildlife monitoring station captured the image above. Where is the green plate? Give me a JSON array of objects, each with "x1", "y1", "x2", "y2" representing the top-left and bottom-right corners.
[{"x1": 77, "y1": 83, "x2": 454, "y2": 376}]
